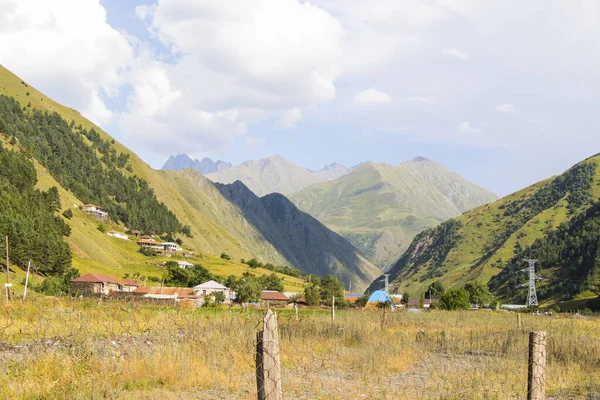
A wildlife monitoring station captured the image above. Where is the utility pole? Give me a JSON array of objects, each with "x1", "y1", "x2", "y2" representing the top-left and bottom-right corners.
[
  {"x1": 520, "y1": 259, "x2": 543, "y2": 307},
  {"x1": 379, "y1": 274, "x2": 390, "y2": 293}
]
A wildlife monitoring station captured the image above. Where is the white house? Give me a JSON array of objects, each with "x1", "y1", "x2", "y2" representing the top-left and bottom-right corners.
[
  {"x1": 177, "y1": 261, "x2": 194, "y2": 269},
  {"x1": 162, "y1": 242, "x2": 181, "y2": 252},
  {"x1": 106, "y1": 230, "x2": 128, "y2": 240},
  {"x1": 193, "y1": 280, "x2": 230, "y2": 303},
  {"x1": 81, "y1": 204, "x2": 108, "y2": 218}
]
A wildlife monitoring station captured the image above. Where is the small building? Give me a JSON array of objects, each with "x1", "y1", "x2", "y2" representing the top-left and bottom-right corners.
[
  {"x1": 177, "y1": 261, "x2": 194, "y2": 269},
  {"x1": 193, "y1": 280, "x2": 230, "y2": 303},
  {"x1": 70, "y1": 273, "x2": 134, "y2": 296},
  {"x1": 120, "y1": 278, "x2": 140, "y2": 292},
  {"x1": 140, "y1": 235, "x2": 153, "y2": 240},
  {"x1": 182, "y1": 251, "x2": 195, "y2": 258},
  {"x1": 81, "y1": 204, "x2": 108, "y2": 218},
  {"x1": 131, "y1": 230, "x2": 141, "y2": 238},
  {"x1": 133, "y1": 286, "x2": 194, "y2": 296},
  {"x1": 406, "y1": 298, "x2": 439, "y2": 309},
  {"x1": 106, "y1": 230, "x2": 129, "y2": 240},
  {"x1": 137, "y1": 239, "x2": 164, "y2": 251},
  {"x1": 162, "y1": 242, "x2": 180, "y2": 252},
  {"x1": 261, "y1": 291, "x2": 290, "y2": 308}
]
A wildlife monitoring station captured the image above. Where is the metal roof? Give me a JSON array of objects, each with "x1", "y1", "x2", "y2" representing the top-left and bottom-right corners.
[
  {"x1": 261, "y1": 291, "x2": 290, "y2": 301},
  {"x1": 193, "y1": 280, "x2": 229, "y2": 290}
]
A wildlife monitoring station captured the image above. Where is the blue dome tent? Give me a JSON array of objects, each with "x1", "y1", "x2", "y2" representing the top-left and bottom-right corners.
[{"x1": 366, "y1": 290, "x2": 395, "y2": 310}]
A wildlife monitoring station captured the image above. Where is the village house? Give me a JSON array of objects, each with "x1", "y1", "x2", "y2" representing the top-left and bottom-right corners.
[
  {"x1": 140, "y1": 235, "x2": 153, "y2": 240},
  {"x1": 70, "y1": 274, "x2": 138, "y2": 296},
  {"x1": 261, "y1": 291, "x2": 290, "y2": 308},
  {"x1": 406, "y1": 298, "x2": 439, "y2": 309},
  {"x1": 106, "y1": 230, "x2": 128, "y2": 240},
  {"x1": 81, "y1": 204, "x2": 108, "y2": 219},
  {"x1": 162, "y1": 242, "x2": 180, "y2": 253},
  {"x1": 137, "y1": 239, "x2": 164, "y2": 251},
  {"x1": 177, "y1": 261, "x2": 194, "y2": 269},
  {"x1": 137, "y1": 239, "x2": 181, "y2": 254},
  {"x1": 193, "y1": 280, "x2": 230, "y2": 303}
]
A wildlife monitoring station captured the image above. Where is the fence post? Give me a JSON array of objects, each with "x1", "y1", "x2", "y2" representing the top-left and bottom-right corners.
[
  {"x1": 256, "y1": 310, "x2": 282, "y2": 400},
  {"x1": 517, "y1": 313, "x2": 522, "y2": 329},
  {"x1": 527, "y1": 331, "x2": 547, "y2": 400},
  {"x1": 331, "y1": 296, "x2": 335, "y2": 321},
  {"x1": 294, "y1": 303, "x2": 299, "y2": 322}
]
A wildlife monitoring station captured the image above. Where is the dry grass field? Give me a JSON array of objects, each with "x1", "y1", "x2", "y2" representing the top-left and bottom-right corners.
[{"x1": 0, "y1": 299, "x2": 598, "y2": 399}]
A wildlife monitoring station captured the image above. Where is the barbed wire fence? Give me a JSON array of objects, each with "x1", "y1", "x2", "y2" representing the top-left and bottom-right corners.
[{"x1": 0, "y1": 297, "x2": 598, "y2": 399}]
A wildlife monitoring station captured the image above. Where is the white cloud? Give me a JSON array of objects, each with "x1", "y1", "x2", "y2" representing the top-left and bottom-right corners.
[
  {"x1": 245, "y1": 136, "x2": 265, "y2": 150},
  {"x1": 277, "y1": 108, "x2": 303, "y2": 129},
  {"x1": 443, "y1": 48, "x2": 470, "y2": 61},
  {"x1": 495, "y1": 104, "x2": 515, "y2": 113},
  {"x1": 83, "y1": 90, "x2": 113, "y2": 127},
  {"x1": 456, "y1": 121, "x2": 481, "y2": 134},
  {"x1": 400, "y1": 97, "x2": 434, "y2": 104},
  {"x1": 117, "y1": 0, "x2": 343, "y2": 156},
  {"x1": 0, "y1": 0, "x2": 132, "y2": 128},
  {"x1": 354, "y1": 88, "x2": 392, "y2": 107}
]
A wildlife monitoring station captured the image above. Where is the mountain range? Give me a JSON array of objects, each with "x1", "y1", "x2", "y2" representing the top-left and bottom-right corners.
[
  {"x1": 370, "y1": 154, "x2": 600, "y2": 307},
  {"x1": 290, "y1": 157, "x2": 497, "y2": 268},
  {"x1": 0, "y1": 65, "x2": 378, "y2": 290},
  {"x1": 205, "y1": 155, "x2": 351, "y2": 196},
  {"x1": 162, "y1": 154, "x2": 232, "y2": 175}
]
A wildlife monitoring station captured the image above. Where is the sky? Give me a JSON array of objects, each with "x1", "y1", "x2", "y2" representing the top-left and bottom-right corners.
[{"x1": 1, "y1": 0, "x2": 600, "y2": 196}]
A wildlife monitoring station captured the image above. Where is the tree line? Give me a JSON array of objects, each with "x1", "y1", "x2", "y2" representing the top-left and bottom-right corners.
[
  {"x1": 0, "y1": 142, "x2": 73, "y2": 276},
  {"x1": 0, "y1": 95, "x2": 182, "y2": 236}
]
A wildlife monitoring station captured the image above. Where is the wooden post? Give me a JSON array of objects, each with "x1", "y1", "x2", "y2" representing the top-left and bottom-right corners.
[
  {"x1": 256, "y1": 310, "x2": 282, "y2": 400},
  {"x1": 331, "y1": 295, "x2": 335, "y2": 321},
  {"x1": 527, "y1": 331, "x2": 547, "y2": 400},
  {"x1": 294, "y1": 303, "x2": 299, "y2": 322},
  {"x1": 517, "y1": 313, "x2": 522, "y2": 329}
]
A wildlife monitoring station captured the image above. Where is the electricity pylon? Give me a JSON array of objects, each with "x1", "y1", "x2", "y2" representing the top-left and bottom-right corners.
[
  {"x1": 380, "y1": 274, "x2": 390, "y2": 293},
  {"x1": 520, "y1": 259, "x2": 543, "y2": 307}
]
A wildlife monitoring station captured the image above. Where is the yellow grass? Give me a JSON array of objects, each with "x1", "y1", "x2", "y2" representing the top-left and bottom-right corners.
[{"x1": 0, "y1": 300, "x2": 598, "y2": 399}]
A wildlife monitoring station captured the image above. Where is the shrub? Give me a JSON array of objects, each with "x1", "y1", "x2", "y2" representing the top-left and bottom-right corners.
[
  {"x1": 220, "y1": 252, "x2": 231, "y2": 261},
  {"x1": 438, "y1": 288, "x2": 471, "y2": 310},
  {"x1": 62, "y1": 208, "x2": 73, "y2": 219}
]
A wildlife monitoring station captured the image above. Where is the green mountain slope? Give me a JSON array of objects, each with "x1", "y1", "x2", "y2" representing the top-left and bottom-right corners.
[
  {"x1": 205, "y1": 155, "x2": 350, "y2": 196},
  {"x1": 290, "y1": 158, "x2": 497, "y2": 268},
  {"x1": 371, "y1": 155, "x2": 600, "y2": 305},
  {"x1": 216, "y1": 181, "x2": 381, "y2": 289},
  {"x1": 0, "y1": 65, "x2": 373, "y2": 290}
]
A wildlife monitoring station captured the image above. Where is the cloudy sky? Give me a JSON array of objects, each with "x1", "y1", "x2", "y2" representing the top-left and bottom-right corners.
[{"x1": 1, "y1": 0, "x2": 600, "y2": 195}]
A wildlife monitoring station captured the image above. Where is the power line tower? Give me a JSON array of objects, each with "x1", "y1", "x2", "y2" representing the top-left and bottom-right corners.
[
  {"x1": 520, "y1": 259, "x2": 543, "y2": 307},
  {"x1": 379, "y1": 274, "x2": 390, "y2": 293}
]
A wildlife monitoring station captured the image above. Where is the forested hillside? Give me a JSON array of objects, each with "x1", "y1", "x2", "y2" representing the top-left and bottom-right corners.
[
  {"x1": 0, "y1": 95, "x2": 181, "y2": 235},
  {"x1": 0, "y1": 142, "x2": 71, "y2": 275},
  {"x1": 372, "y1": 155, "x2": 600, "y2": 306}
]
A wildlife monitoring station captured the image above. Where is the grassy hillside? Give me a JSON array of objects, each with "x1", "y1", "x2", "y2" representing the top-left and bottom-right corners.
[
  {"x1": 375, "y1": 155, "x2": 600, "y2": 306},
  {"x1": 291, "y1": 158, "x2": 497, "y2": 268},
  {"x1": 0, "y1": 65, "x2": 308, "y2": 291}
]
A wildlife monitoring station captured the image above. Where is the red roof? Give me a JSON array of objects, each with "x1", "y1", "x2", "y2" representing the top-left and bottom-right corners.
[
  {"x1": 71, "y1": 273, "x2": 138, "y2": 287},
  {"x1": 133, "y1": 286, "x2": 193, "y2": 296},
  {"x1": 261, "y1": 291, "x2": 290, "y2": 301},
  {"x1": 72, "y1": 273, "x2": 120, "y2": 284}
]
